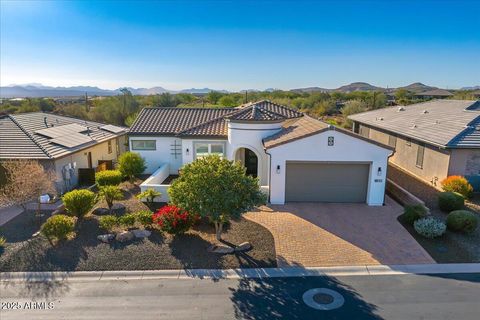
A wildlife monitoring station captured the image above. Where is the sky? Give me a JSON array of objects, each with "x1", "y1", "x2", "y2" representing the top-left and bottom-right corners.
[{"x1": 1, "y1": 0, "x2": 479, "y2": 91}]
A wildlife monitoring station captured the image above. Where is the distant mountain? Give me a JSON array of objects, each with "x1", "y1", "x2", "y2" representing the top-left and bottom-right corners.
[
  {"x1": 335, "y1": 82, "x2": 384, "y2": 92},
  {"x1": 125, "y1": 87, "x2": 169, "y2": 95},
  {"x1": 291, "y1": 86, "x2": 332, "y2": 93},
  {"x1": 397, "y1": 82, "x2": 437, "y2": 93},
  {"x1": 0, "y1": 85, "x2": 118, "y2": 98},
  {"x1": 461, "y1": 86, "x2": 480, "y2": 90},
  {"x1": 178, "y1": 88, "x2": 229, "y2": 94}
]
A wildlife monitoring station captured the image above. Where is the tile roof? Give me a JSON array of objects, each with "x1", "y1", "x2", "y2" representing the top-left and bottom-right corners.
[
  {"x1": 348, "y1": 99, "x2": 480, "y2": 148},
  {"x1": 263, "y1": 116, "x2": 393, "y2": 150},
  {"x1": 177, "y1": 116, "x2": 229, "y2": 138},
  {"x1": 129, "y1": 107, "x2": 235, "y2": 135},
  {"x1": 226, "y1": 100, "x2": 303, "y2": 122},
  {"x1": 0, "y1": 112, "x2": 127, "y2": 159},
  {"x1": 415, "y1": 89, "x2": 454, "y2": 97}
]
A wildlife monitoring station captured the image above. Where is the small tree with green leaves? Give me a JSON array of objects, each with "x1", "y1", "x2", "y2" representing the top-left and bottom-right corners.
[
  {"x1": 98, "y1": 185, "x2": 123, "y2": 212},
  {"x1": 137, "y1": 188, "x2": 161, "y2": 205},
  {"x1": 117, "y1": 152, "x2": 146, "y2": 181},
  {"x1": 169, "y1": 155, "x2": 266, "y2": 241}
]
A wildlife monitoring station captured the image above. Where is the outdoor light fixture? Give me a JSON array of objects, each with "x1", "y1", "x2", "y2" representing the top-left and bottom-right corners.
[
  {"x1": 186, "y1": 148, "x2": 189, "y2": 155},
  {"x1": 276, "y1": 165, "x2": 281, "y2": 174},
  {"x1": 377, "y1": 167, "x2": 382, "y2": 176}
]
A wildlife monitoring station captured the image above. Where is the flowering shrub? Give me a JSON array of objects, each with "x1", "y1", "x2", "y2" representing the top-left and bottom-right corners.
[
  {"x1": 441, "y1": 176, "x2": 473, "y2": 198},
  {"x1": 153, "y1": 205, "x2": 196, "y2": 234},
  {"x1": 414, "y1": 217, "x2": 446, "y2": 239}
]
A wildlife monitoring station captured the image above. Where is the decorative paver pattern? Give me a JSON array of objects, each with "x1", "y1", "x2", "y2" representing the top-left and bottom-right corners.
[{"x1": 245, "y1": 197, "x2": 434, "y2": 267}]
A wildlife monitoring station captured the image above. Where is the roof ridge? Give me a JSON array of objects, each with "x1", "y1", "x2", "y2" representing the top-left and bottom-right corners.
[
  {"x1": 8, "y1": 114, "x2": 53, "y2": 159},
  {"x1": 177, "y1": 110, "x2": 236, "y2": 135},
  {"x1": 142, "y1": 106, "x2": 234, "y2": 111}
]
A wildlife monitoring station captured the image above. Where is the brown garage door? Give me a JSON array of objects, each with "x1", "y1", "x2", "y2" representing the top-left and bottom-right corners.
[{"x1": 285, "y1": 162, "x2": 370, "y2": 202}]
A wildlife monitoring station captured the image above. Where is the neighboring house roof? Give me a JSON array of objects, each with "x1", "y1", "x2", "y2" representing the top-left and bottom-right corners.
[
  {"x1": 348, "y1": 99, "x2": 480, "y2": 148},
  {"x1": 415, "y1": 89, "x2": 454, "y2": 97},
  {"x1": 0, "y1": 112, "x2": 127, "y2": 159},
  {"x1": 129, "y1": 100, "x2": 303, "y2": 137},
  {"x1": 263, "y1": 116, "x2": 394, "y2": 150}
]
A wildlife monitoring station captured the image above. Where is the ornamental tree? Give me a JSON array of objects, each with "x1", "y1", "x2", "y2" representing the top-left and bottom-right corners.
[
  {"x1": 117, "y1": 152, "x2": 146, "y2": 181},
  {"x1": 168, "y1": 155, "x2": 266, "y2": 241}
]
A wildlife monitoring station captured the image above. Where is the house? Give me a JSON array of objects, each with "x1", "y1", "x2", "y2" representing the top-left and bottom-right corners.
[
  {"x1": 128, "y1": 100, "x2": 393, "y2": 205},
  {"x1": 414, "y1": 89, "x2": 454, "y2": 100},
  {"x1": 0, "y1": 112, "x2": 128, "y2": 193},
  {"x1": 348, "y1": 99, "x2": 480, "y2": 189}
]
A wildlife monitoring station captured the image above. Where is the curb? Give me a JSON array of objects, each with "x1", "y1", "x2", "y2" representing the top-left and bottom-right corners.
[{"x1": 1, "y1": 263, "x2": 479, "y2": 282}]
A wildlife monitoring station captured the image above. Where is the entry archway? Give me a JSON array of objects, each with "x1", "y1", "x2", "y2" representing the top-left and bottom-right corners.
[{"x1": 235, "y1": 147, "x2": 259, "y2": 177}]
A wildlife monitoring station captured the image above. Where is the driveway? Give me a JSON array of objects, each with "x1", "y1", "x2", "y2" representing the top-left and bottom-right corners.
[{"x1": 245, "y1": 196, "x2": 434, "y2": 267}]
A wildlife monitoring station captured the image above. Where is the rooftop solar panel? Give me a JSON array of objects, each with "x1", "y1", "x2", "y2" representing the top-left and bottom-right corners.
[
  {"x1": 50, "y1": 133, "x2": 94, "y2": 148},
  {"x1": 100, "y1": 124, "x2": 125, "y2": 133},
  {"x1": 35, "y1": 123, "x2": 88, "y2": 138}
]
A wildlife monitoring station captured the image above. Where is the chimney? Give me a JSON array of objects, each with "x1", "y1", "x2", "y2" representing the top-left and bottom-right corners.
[{"x1": 43, "y1": 116, "x2": 48, "y2": 128}]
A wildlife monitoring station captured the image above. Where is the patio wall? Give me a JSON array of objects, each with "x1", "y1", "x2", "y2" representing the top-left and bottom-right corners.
[{"x1": 139, "y1": 163, "x2": 171, "y2": 202}]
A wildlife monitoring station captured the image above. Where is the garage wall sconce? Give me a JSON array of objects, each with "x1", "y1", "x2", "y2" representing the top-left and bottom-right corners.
[
  {"x1": 377, "y1": 167, "x2": 382, "y2": 176},
  {"x1": 186, "y1": 148, "x2": 190, "y2": 155},
  {"x1": 276, "y1": 165, "x2": 281, "y2": 174}
]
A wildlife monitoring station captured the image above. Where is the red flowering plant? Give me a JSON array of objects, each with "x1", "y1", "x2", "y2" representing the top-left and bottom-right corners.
[{"x1": 152, "y1": 205, "x2": 197, "y2": 234}]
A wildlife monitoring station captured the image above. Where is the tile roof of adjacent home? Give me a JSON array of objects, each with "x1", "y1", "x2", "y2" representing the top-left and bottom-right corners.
[
  {"x1": 263, "y1": 115, "x2": 394, "y2": 150},
  {"x1": 414, "y1": 89, "x2": 454, "y2": 97},
  {"x1": 129, "y1": 100, "x2": 303, "y2": 137},
  {"x1": 0, "y1": 112, "x2": 127, "y2": 159},
  {"x1": 348, "y1": 99, "x2": 480, "y2": 148}
]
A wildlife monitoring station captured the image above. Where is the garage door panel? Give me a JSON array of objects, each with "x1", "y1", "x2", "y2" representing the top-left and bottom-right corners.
[{"x1": 285, "y1": 162, "x2": 369, "y2": 202}]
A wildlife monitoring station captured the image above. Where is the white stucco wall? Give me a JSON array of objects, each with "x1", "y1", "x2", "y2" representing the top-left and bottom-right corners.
[
  {"x1": 267, "y1": 129, "x2": 392, "y2": 206},
  {"x1": 129, "y1": 136, "x2": 182, "y2": 174},
  {"x1": 181, "y1": 138, "x2": 229, "y2": 165},
  {"x1": 227, "y1": 121, "x2": 282, "y2": 185}
]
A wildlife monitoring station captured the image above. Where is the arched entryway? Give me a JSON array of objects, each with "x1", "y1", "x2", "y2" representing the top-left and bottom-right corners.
[{"x1": 235, "y1": 147, "x2": 259, "y2": 177}]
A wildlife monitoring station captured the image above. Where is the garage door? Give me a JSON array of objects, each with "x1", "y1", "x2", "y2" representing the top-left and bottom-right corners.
[{"x1": 285, "y1": 162, "x2": 370, "y2": 202}]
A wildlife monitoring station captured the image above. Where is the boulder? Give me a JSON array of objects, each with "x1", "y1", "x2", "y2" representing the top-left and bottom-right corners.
[
  {"x1": 115, "y1": 231, "x2": 134, "y2": 242},
  {"x1": 97, "y1": 234, "x2": 115, "y2": 243},
  {"x1": 208, "y1": 244, "x2": 234, "y2": 254},
  {"x1": 132, "y1": 229, "x2": 151, "y2": 238},
  {"x1": 92, "y1": 207, "x2": 110, "y2": 216},
  {"x1": 234, "y1": 242, "x2": 252, "y2": 252},
  {"x1": 110, "y1": 203, "x2": 126, "y2": 215}
]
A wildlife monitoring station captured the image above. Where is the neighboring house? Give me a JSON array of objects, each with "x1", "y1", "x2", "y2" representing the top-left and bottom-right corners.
[
  {"x1": 129, "y1": 100, "x2": 393, "y2": 205},
  {"x1": 348, "y1": 99, "x2": 480, "y2": 189},
  {"x1": 414, "y1": 89, "x2": 454, "y2": 100},
  {"x1": 0, "y1": 112, "x2": 128, "y2": 193}
]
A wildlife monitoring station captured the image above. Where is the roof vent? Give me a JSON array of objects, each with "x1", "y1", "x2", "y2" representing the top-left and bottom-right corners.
[
  {"x1": 411, "y1": 124, "x2": 418, "y2": 128},
  {"x1": 422, "y1": 110, "x2": 429, "y2": 114},
  {"x1": 398, "y1": 107, "x2": 405, "y2": 112}
]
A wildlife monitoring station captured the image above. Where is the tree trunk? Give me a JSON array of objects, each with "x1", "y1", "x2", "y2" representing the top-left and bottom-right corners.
[{"x1": 214, "y1": 222, "x2": 223, "y2": 241}]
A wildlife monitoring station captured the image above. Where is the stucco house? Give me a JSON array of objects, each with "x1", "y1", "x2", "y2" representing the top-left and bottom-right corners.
[
  {"x1": 129, "y1": 100, "x2": 393, "y2": 205},
  {"x1": 348, "y1": 99, "x2": 480, "y2": 189},
  {"x1": 0, "y1": 112, "x2": 128, "y2": 193}
]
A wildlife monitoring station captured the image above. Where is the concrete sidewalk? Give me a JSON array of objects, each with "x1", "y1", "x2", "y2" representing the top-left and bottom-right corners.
[
  {"x1": 0, "y1": 205, "x2": 23, "y2": 226},
  {"x1": 1, "y1": 263, "x2": 479, "y2": 282}
]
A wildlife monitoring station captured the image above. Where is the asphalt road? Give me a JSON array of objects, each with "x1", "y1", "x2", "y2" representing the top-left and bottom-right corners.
[{"x1": 1, "y1": 273, "x2": 479, "y2": 320}]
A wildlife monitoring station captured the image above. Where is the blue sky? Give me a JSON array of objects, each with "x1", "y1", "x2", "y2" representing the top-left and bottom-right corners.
[{"x1": 1, "y1": 0, "x2": 479, "y2": 91}]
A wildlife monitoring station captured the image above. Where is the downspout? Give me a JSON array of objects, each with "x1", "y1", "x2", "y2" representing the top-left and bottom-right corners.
[
  {"x1": 384, "y1": 149, "x2": 396, "y2": 205},
  {"x1": 264, "y1": 147, "x2": 272, "y2": 204}
]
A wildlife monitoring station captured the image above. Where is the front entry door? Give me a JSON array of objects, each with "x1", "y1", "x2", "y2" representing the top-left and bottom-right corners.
[{"x1": 244, "y1": 149, "x2": 258, "y2": 177}]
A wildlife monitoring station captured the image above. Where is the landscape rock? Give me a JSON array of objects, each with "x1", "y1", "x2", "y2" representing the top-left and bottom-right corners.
[
  {"x1": 234, "y1": 241, "x2": 252, "y2": 252},
  {"x1": 208, "y1": 244, "x2": 234, "y2": 254},
  {"x1": 92, "y1": 207, "x2": 110, "y2": 216},
  {"x1": 110, "y1": 203, "x2": 126, "y2": 215},
  {"x1": 97, "y1": 234, "x2": 115, "y2": 243},
  {"x1": 32, "y1": 231, "x2": 41, "y2": 238},
  {"x1": 132, "y1": 229, "x2": 151, "y2": 238},
  {"x1": 115, "y1": 231, "x2": 134, "y2": 242}
]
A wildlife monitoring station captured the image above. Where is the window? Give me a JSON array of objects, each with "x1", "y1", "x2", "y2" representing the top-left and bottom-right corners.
[
  {"x1": 108, "y1": 140, "x2": 112, "y2": 154},
  {"x1": 416, "y1": 144, "x2": 425, "y2": 168},
  {"x1": 131, "y1": 140, "x2": 156, "y2": 150},
  {"x1": 194, "y1": 142, "x2": 225, "y2": 159},
  {"x1": 388, "y1": 135, "x2": 397, "y2": 148},
  {"x1": 359, "y1": 125, "x2": 370, "y2": 138}
]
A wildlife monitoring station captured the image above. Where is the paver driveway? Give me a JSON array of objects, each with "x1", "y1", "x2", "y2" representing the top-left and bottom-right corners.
[{"x1": 244, "y1": 196, "x2": 434, "y2": 267}]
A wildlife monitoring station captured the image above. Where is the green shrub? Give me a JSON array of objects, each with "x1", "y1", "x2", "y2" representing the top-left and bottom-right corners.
[
  {"x1": 95, "y1": 170, "x2": 122, "y2": 186},
  {"x1": 438, "y1": 192, "x2": 464, "y2": 212},
  {"x1": 118, "y1": 213, "x2": 136, "y2": 228},
  {"x1": 62, "y1": 189, "x2": 96, "y2": 218},
  {"x1": 137, "y1": 188, "x2": 161, "y2": 204},
  {"x1": 41, "y1": 215, "x2": 76, "y2": 243},
  {"x1": 0, "y1": 236, "x2": 6, "y2": 247},
  {"x1": 98, "y1": 185, "x2": 123, "y2": 210},
  {"x1": 118, "y1": 152, "x2": 146, "y2": 180},
  {"x1": 446, "y1": 210, "x2": 478, "y2": 233},
  {"x1": 403, "y1": 204, "x2": 429, "y2": 225},
  {"x1": 98, "y1": 215, "x2": 118, "y2": 232},
  {"x1": 441, "y1": 176, "x2": 473, "y2": 198},
  {"x1": 414, "y1": 217, "x2": 446, "y2": 239},
  {"x1": 134, "y1": 210, "x2": 153, "y2": 227}
]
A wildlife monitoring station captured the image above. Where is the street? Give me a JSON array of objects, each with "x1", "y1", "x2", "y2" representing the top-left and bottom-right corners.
[{"x1": 1, "y1": 273, "x2": 479, "y2": 319}]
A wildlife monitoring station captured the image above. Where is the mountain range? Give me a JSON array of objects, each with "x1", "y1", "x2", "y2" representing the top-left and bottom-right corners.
[{"x1": 0, "y1": 82, "x2": 477, "y2": 98}]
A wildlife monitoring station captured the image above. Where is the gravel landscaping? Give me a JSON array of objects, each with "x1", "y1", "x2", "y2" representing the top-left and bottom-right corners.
[
  {"x1": 0, "y1": 181, "x2": 276, "y2": 271},
  {"x1": 389, "y1": 165, "x2": 480, "y2": 263}
]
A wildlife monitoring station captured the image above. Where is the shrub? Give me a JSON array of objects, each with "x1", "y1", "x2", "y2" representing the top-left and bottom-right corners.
[
  {"x1": 438, "y1": 192, "x2": 465, "y2": 212},
  {"x1": 153, "y1": 205, "x2": 196, "y2": 234},
  {"x1": 403, "y1": 204, "x2": 429, "y2": 225},
  {"x1": 118, "y1": 213, "x2": 136, "y2": 228},
  {"x1": 446, "y1": 210, "x2": 478, "y2": 233},
  {"x1": 441, "y1": 176, "x2": 473, "y2": 198},
  {"x1": 414, "y1": 217, "x2": 446, "y2": 239},
  {"x1": 95, "y1": 170, "x2": 122, "y2": 186},
  {"x1": 118, "y1": 152, "x2": 146, "y2": 180},
  {"x1": 63, "y1": 189, "x2": 96, "y2": 218},
  {"x1": 99, "y1": 215, "x2": 118, "y2": 232},
  {"x1": 137, "y1": 188, "x2": 161, "y2": 204},
  {"x1": 41, "y1": 215, "x2": 76, "y2": 243},
  {"x1": 134, "y1": 210, "x2": 153, "y2": 227},
  {"x1": 98, "y1": 185, "x2": 123, "y2": 210},
  {"x1": 0, "y1": 236, "x2": 6, "y2": 247}
]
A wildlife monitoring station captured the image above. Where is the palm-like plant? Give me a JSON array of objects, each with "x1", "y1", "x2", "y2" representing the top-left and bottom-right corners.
[{"x1": 136, "y1": 188, "x2": 161, "y2": 205}]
